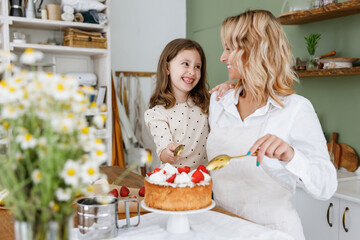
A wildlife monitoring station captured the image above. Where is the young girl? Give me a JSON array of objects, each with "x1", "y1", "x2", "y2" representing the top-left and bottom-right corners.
[{"x1": 144, "y1": 38, "x2": 210, "y2": 170}]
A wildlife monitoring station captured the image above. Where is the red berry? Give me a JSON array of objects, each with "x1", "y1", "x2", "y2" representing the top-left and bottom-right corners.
[
  {"x1": 178, "y1": 166, "x2": 191, "y2": 174},
  {"x1": 153, "y1": 168, "x2": 161, "y2": 172},
  {"x1": 120, "y1": 186, "x2": 130, "y2": 197},
  {"x1": 146, "y1": 172, "x2": 153, "y2": 177},
  {"x1": 197, "y1": 165, "x2": 209, "y2": 174},
  {"x1": 191, "y1": 170, "x2": 204, "y2": 183},
  {"x1": 139, "y1": 187, "x2": 145, "y2": 197},
  {"x1": 129, "y1": 196, "x2": 137, "y2": 199},
  {"x1": 166, "y1": 173, "x2": 177, "y2": 183},
  {"x1": 108, "y1": 189, "x2": 118, "y2": 198}
]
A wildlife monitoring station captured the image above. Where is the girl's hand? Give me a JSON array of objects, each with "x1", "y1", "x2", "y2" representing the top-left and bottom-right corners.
[
  {"x1": 248, "y1": 134, "x2": 295, "y2": 166},
  {"x1": 209, "y1": 80, "x2": 237, "y2": 101},
  {"x1": 160, "y1": 143, "x2": 181, "y2": 164}
]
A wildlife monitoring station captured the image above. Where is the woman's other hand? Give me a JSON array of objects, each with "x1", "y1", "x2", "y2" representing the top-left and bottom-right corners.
[
  {"x1": 249, "y1": 134, "x2": 295, "y2": 166},
  {"x1": 209, "y1": 80, "x2": 237, "y2": 101},
  {"x1": 160, "y1": 143, "x2": 181, "y2": 164}
]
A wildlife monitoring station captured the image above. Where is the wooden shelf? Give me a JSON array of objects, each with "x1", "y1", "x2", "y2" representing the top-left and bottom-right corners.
[
  {"x1": 8, "y1": 16, "x2": 107, "y2": 32},
  {"x1": 10, "y1": 42, "x2": 108, "y2": 56},
  {"x1": 278, "y1": 0, "x2": 360, "y2": 25},
  {"x1": 295, "y1": 66, "x2": 360, "y2": 77}
]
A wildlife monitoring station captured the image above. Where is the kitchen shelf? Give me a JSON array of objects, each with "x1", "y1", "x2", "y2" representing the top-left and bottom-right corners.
[
  {"x1": 295, "y1": 66, "x2": 360, "y2": 77},
  {"x1": 277, "y1": 0, "x2": 360, "y2": 25},
  {"x1": 8, "y1": 16, "x2": 107, "y2": 32},
  {"x1": 10, "y1": 42, "x2": 108, "y2": 56}
]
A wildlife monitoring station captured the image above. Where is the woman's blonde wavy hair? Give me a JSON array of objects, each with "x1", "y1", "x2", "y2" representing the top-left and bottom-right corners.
[
  {"x1": 221, "y1": 10, "x2": 297, "y2": 107},
  {"x1": 149, "y1": 38, "x2": 210, "y2": 114}
]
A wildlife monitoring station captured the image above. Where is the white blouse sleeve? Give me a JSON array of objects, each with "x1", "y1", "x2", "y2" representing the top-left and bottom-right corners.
[
  {"x1": 285, "y1": 99, "x2": 338, "y2": 200},
  {"x1": 144, "y1": 107, "x2": 173, "y2": 158}
]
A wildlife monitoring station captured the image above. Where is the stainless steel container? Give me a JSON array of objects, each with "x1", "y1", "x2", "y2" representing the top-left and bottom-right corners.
[{"x1": 76, "y1": 196, "x2": 140, "y2": 239}]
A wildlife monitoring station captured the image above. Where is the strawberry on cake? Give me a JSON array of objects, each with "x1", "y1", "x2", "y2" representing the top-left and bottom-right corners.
[{"x1": 144, "y1": 163, "x2": 212, "y2": 211}]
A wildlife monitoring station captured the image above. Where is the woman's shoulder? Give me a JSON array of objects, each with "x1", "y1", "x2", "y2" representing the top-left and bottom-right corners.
[
  {"x1": 210, "y1": 88, "x2": 236, "y2": 106},
  {"x1": 282, "y1": 94, "x2": 314, "y2": 111}
]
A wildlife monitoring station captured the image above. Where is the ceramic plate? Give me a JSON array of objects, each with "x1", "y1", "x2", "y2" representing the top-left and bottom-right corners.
[
  {"x1": 319, "y1": 58, "x2": 359, "y2": 63},
  {"x1": 141, "y1": 200, "x2": 215, "y2": 215}
]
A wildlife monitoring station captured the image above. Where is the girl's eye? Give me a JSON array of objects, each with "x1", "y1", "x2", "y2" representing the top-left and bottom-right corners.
[
  {"x1": 182, "y1": 62, "x2": 189, "y2": 66},
  {"x1": 195, "y1": 65, "x2": 201, "y2": 69}
]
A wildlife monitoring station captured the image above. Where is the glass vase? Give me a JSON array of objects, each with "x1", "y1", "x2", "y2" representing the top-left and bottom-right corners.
[
  {"x1": 306, "y1": 54, "x2": 318, "y2": 70},
  {"x1": 14, "y1": 217, "x2": 73, "y2": 240}
]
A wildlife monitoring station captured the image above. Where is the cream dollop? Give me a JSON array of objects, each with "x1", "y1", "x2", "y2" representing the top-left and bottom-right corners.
[
  {"x1": 162, "y1": 163, "x2": 178, "y2": 176},
  {"x1": 174, "y1": 172, "x2": 191, "y2": 184},
  {"x1": 148, "y1": 171, "x2": 166, "y2": 183}
]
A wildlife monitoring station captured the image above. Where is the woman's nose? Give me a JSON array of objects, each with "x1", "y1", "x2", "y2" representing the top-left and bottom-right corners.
[{"x1": 220, "y1": 51, "x2": 227, "y2": 62}]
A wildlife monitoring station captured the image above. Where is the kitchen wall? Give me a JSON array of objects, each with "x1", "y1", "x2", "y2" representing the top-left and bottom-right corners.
[
  {"x1": 187, "y1": 0, "x2": 360, "y2": 154},
  {"x1": 109, "y1": 0, "x2": 186, "y2": 104}
]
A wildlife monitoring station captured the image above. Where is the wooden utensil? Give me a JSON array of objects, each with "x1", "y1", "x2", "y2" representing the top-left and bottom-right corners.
[
  {"x1": 320, "y1": 50, "x2": 336, "y2": 59},
  {"x1": 327, "y1": 132, "x2": 341, "y2": 169},
  {"x1": 339, "y1": 143, "x2": 359, "y2": 172}
]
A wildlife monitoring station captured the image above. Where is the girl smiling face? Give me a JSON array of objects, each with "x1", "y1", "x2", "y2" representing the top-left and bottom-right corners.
[{"x1": 167, "y1": 49, "x2": 202, "y2": 102}]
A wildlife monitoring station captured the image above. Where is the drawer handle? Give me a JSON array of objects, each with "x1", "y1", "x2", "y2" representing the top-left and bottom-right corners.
[
  {"x1": 342, "y1": 207, "x2": 349, "y2": 232},
  {"x1": 326, "y1": 203, "x2": 333, "y2": 227}
]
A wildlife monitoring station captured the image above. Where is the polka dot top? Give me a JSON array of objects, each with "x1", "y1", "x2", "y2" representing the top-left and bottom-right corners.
[{"x1": 144, "y1": 99, "x2": 209, "y2": 170}]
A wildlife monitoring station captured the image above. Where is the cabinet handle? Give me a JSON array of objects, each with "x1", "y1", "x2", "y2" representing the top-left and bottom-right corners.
[
  {"x1": 342, "y1": 207, "x2": 349, "y2": 232},
  {"x1": 326, "y1": 203, "x2": 333, "y2": 227}
]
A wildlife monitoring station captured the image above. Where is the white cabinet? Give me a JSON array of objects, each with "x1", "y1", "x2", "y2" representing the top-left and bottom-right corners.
[
  {"x1": 0, "y1": 0, "x2": 112, "y2": 163},
  {"x1": 295, "y1": 188, "x2": 360, "y2": 240},
  {"x1": 338, "y1": 199, "x2": 360, "y2": 239}
]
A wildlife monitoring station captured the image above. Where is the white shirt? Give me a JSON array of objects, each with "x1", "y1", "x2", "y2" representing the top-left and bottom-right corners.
[{"x1": 208, "y1": 89, "x2": 337, "y2": 200}]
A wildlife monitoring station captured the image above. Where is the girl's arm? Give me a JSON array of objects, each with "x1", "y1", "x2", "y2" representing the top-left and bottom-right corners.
[
  {"x1": 209, "y1": 80, "x2": 237, "y2": 101},
  {"x1": 160, "y1": 143, "x2": 181, "y2": 164}
]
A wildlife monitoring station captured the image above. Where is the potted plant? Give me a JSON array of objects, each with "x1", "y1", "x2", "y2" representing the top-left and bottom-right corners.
[{"x1": 305, "y1": 33, "x2": 321, "y2": 70}]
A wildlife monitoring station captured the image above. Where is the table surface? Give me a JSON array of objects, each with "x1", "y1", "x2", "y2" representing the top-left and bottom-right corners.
[{"x1": 0, "y1": 166, "x2": 243, "y2": 240}]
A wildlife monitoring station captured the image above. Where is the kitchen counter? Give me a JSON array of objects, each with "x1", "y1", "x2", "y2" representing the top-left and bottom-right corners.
[{"x1": 333, "y1": 168, "x2": 360, "y2": 204}]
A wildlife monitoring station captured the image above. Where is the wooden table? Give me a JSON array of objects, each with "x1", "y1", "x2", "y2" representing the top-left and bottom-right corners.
[{"x1": 0, "y1": 166, "x2": 242, "y2": 240}]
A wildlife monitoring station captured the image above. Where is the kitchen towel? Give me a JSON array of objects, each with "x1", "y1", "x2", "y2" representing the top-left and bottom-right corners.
[{"x1": 71, "y1": 210, "x2": 294, "y2": 240}]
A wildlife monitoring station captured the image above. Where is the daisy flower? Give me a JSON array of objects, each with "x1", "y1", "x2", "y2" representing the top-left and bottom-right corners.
[
  {"x1": 55, "y1": 188, "x2": 72, "y2": 202},
  {"x1": 20, "y1": 48, "x2": 44, "y2": 65},
  {"x1": 60, "y1": 160, "x2": 80, "y2": 187},
  {"x1": 16, "y1": 133, "x2": 37, "y2": 149},
  {"x1": 80, "y1": 160, "x2": 101, "y2": 184},
  {"x1": 31, "y1": 169, "x2": 41, "y2": 184}
]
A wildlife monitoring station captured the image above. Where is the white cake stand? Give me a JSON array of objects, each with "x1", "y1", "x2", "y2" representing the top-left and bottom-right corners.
[{"x1": 141, "y1": 200, "x2": 215, "y2": 234}]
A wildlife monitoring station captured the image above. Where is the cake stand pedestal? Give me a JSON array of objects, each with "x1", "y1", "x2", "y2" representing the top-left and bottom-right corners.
[{"x1": 141, "y1": 200, "x2": 215, "y2": 234}]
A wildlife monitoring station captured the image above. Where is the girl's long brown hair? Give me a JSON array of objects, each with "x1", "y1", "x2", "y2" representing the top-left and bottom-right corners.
[{"x1": 149, "y1": 38, "x2": 210, "y2": 114}]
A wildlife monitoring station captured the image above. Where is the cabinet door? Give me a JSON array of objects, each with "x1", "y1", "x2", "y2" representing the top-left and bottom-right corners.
[
  {"x1": 295, "y1": 188, "x2": 339, "y2": 240},
  {"x1": 339, "y1": 199, "x2": 360, "y2": 240}
]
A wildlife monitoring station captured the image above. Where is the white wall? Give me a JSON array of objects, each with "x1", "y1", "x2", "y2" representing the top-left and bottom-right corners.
[{"x1": 109, "y1": 0, "x2": 186, "y2": 104}]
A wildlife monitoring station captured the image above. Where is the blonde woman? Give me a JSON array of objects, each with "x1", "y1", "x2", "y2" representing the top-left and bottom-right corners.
[{"x1": 207, "y1": 10, "x2": 337, "y2": 239}]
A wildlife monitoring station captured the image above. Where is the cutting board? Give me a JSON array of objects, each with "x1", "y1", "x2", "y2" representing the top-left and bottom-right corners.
[
  {"x1": 327, "y1": 132, "x2": 341, "y2": 169},
  {"x1": 339, "y1": 143, "x2": 359, "y2": 172},
  {"x1": 327, "y1": 132, "x2": 359, "y2": 172}
]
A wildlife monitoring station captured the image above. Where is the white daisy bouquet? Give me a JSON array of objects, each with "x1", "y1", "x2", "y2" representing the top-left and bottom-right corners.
[{"x1": 0, "y1": 49, "x2": 108, "y2": 238}]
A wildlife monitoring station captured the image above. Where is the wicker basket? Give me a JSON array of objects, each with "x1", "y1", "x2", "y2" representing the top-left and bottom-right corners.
[{"x1": 63, "y1": 28, "x2": 107, "y2": 49}]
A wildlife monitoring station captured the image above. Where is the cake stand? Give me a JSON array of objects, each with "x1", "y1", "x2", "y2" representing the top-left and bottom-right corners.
[{"x1": 141, "y1": 200, "x2": 215, "y2": 234}]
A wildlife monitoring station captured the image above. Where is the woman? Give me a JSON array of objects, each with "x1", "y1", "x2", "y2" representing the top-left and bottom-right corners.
[{"x1": 206, "y1": 10, "x2": 337, "y2": 240}]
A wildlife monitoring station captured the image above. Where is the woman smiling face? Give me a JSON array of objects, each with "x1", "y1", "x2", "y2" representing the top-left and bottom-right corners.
[{"x1": 220, "y1": 46, "x2": 243, "y2": 80}]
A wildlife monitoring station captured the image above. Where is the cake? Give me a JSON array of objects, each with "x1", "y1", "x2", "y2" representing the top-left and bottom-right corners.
[{"x1": 144, "y1": 163, "x2": 212, "y2": 211}]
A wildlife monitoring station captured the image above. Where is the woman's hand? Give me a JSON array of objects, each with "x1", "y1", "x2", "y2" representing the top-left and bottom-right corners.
[
  {"x1": 160, "y1": 143, "x2": 181, "y2": 164},
  {"x1": 209, "y1": 80, "x2": 237, "y2": 101},
  {"x1": 248, "y1": 134, "x2": 295, "y2": 166}
]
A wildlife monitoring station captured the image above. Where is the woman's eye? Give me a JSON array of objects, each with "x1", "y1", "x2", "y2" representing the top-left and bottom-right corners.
[{"x1": 226, "y1": 48, "x2": 231, "y2": 51}]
